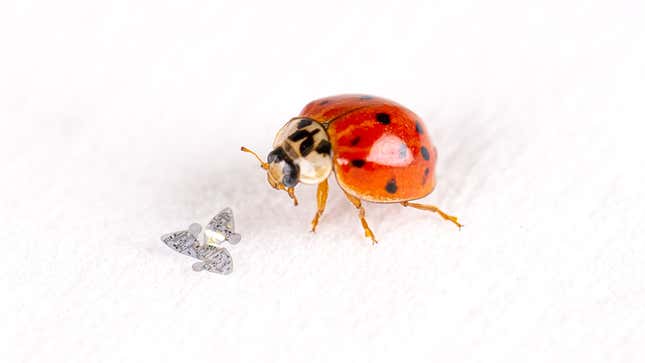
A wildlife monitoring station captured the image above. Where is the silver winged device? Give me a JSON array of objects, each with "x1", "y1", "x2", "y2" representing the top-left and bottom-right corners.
[{"x1": 161, "y1": 208, "x2": 241, "y2": 274}]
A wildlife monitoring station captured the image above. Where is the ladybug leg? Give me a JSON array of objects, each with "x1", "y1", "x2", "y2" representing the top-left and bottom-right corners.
[
  {"x1": 286, "y1": 187, "x2": 299, "y2": 206},
  {"x1": 401, "y1": 201, "x2": 463, "y2": 229},
  {"x1": 310, "y1": 179, "x2": 329, "y2": 232},
  {"x1": 343, "y1": 192, "x2": 378, "y2": 244}
]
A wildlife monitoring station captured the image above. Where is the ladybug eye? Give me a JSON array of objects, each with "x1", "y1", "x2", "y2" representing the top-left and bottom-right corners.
[
  {"x1": 281, "y1": 162, "x2": 299, "y2": 187},
  {"x1": 267, "y1": 147, "x2": 287, "y2": 163}
]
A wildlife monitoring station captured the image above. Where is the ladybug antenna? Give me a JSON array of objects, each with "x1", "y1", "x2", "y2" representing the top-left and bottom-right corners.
[{"x1": 241, "y1": 146, "x2": 268, "y2": 170}]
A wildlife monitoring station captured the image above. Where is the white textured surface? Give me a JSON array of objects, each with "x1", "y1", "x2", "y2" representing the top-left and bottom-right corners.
[{"x1": 2, "y1": 1, "x2": 644, "y2": 362}]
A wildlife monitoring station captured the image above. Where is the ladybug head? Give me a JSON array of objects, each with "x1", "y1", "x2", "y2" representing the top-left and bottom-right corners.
[
  {"x1": 266, "y1": 146, "x2": 299, "y2": 188},
  {"x1": 241, "y1": 118, "x2": 333, "y2": 206},
  {"x1": 270, "y1": 118, "x2": 333, "y2": 184},
  {"x1": 241, "y1": 145, "x2": 300, "y2": 205}
]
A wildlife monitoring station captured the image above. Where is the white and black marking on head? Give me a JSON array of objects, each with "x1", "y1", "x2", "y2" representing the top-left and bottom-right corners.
[{"x1": 267, "y1": 118, "x2": 333, "y2": 187}]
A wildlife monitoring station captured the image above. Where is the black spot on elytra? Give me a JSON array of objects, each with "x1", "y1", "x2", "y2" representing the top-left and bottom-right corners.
[
  {"x1": 385, "y1": 178, "x2": 398, "y2": 194},
  {"x1": 351, "y1": 159, "x2": 366, "y2": 167},
  {"x1": 422, "y1": 167, "x2": 430, "y2": 185},
  {"x1": 421, "y1": 146, "x2": 430, "y2": 160},
  {"x1": 297, "y1": 119, "x2": 313, "y2": 128},
  {"x1": 376, "y1": 113, "x2": 391, "y2": 125},
  {"x1": 350, "y1": 136, "x2": 361, "y2": 146},
  {"x1": 315, "y1": 140, "x2": 331, "y2": 155},
  {"x1": 415, "y1": 121, "x2": 424, "y2": 134},
  {"x1": 320, "y1": 100, "x2": 330, "y2": 105},
  {"x1": 359, "y1": 95, "x2": 374, "y2": 100}
]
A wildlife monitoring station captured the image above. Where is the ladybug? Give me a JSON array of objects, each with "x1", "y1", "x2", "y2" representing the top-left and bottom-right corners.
[{"x1": 242, "y1": 94, "x2": 461, "y2": 242}]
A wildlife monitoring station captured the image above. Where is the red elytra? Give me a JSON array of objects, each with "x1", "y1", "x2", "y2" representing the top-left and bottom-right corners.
[
  {"x1": 242, "y1": 94, "x2": 460, "y2": 242},
  {"x1": 300, "y1": 94, "x2": 437, "y2": 203}
]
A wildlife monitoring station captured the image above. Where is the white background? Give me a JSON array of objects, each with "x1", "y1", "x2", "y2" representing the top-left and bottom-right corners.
[{"x1": 1, "y1": 0, "x2": 644, "y2": 362}]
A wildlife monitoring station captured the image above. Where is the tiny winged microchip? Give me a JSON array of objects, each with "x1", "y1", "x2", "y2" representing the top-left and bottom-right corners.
[{"x1": 161, "y1": 208, "x2": 241, "y2": 275}]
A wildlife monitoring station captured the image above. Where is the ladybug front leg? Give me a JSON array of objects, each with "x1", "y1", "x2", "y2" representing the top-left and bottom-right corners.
[
  {"x1": 343, "y1": 192, "x2": 377, "y2": 244},
  {"x1": 310, "y1": 179, "x2": 329, "y2": 232},
  {"x1": 401, "y1": 201, "x2": 463, "y2": 229}
]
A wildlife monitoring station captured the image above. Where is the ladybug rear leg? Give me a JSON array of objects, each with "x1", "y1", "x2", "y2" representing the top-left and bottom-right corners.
[
  {"x1": 401, "y1": 201, "x2": 463, "y2": 229},
  {"x1": 343, "y1": 192, "x2": 378, "y2": 244},
  {"x1": 310, "y1": 179, "x2": 329, "y2": 232}
]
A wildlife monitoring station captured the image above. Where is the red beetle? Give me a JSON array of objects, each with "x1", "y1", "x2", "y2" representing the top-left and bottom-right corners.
[{"x1": 242, "y1": 94, "x2": 461, "y2": 242}]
